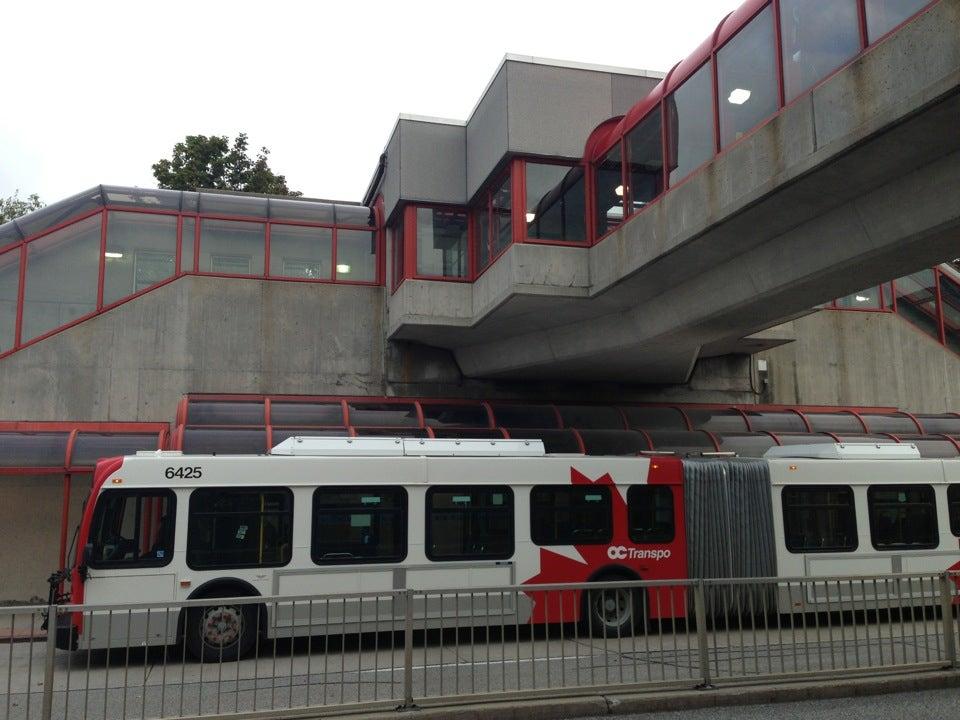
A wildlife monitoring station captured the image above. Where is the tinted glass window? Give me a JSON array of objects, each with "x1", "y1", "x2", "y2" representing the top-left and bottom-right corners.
[
  {"x1": 270, "y1": 402, "x2": 344, "y2": 427},
  {"x1": 835, "y1": 285, "x2": 883, "y2": 309},
  {"x1": 0, "y1": 249, "x2": 19, "y2": 353},
  {"x1": 390, "y1": 220, "x2": 404, "y2": 289},
  {"x1": 628, "y1": 485, "x2": 675, "y2": 543},
  {"x1": 180, "y1": 217, "x2": 196, "y2": 272},
  {"x1": 199, "y1": 219, "x2": 265, "y2": 276},
  {"x1": 103, "y1": 212, "x2": 177, "y2": 306},
  {"x1": 868, "y1": 484, "x2": 938, "y2": 550},
  {"x1": 474, "y1": 202, "x2": 490, "y2": 271},
  {"x1": 530, "y1": 485, "x2": 611, "y2": 545},
  {"x1": 782, "y1": 485, "x2": 857, "y2": 553},
  {"x1": 949, "y1": 485, "x2": 960, "y2": 537},
  {"x1": 594, "y1": 142, "x2": 624, "y2": 238},
  {"x1": 187, "y1": 488, "x2": 293, "y2": 569},
  {"x1": 416, "y1": 208, "x2": 468, "y2": 278},
  {"x1": 717, "y1": 5, "x2": 779, "y2": 147},
  {"x1": 667, "y1": 61, "x2": 715, "y2": 184},
  {"x1": 525, "y1": 163, "x2": 586, "y2": 243},
  {"x1": 491, "y1": 175, "x2": 512, "y2": 259},
  {"x1": 421, "y1": 403, "x2": 489, "y2": 428},
  {"x1": 88, "y1": 490, "x2": 175, "y2": 568},
  {"x1": 312, "y1": 486, "x2": 407, "y2": 564},
  {"x1": 426, "y1": 486, "x2": 513, "y2": 560},
  {"x1": 269, "y1": 225, "x2": 333, "y2": 280},
  {"x1": 335, "y1": 230, "x2": 377, "y2": 282},
  {"x1": 625, "y1": 111, "x2": 664, "y2": 212},
  {"x1": 780, "y1": 0, "x2": 861, "y2": 101},
  {"x1": 347, "y1": 402, "x2": 419, "y2": 427},
  {"x1": 895, "y1": 269, "x2": 941, "y2": 342},
  {"x1": 865, "y1": 0, "x2": 929, "y2": 42},
  {"x1": 71, "y1": 433, "x2": 159, "y2": 467},
  {"x1": 22, "y1": 214, "x2": 101, "y2": 342}
]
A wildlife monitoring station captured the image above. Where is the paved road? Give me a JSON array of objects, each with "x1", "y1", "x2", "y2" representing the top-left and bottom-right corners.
[
  {"x1": 576, "y1": 687, "x2": 960, "y2": 720},
  {"x1": 0, "y1": 613, "x2": 953, "y2": 720}
]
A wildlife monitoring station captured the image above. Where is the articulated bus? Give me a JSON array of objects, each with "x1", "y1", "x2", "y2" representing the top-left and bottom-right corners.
[{"x1": 53, "y1": 437, "x2": 960, "y2": 660}]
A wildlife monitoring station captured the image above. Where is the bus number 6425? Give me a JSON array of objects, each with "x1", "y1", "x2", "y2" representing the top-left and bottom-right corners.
[{"x1": 164, "y1": 466, "x2": 202, "y2": 479}]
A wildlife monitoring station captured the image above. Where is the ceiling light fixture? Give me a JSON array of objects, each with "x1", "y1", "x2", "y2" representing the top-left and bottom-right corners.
[
  {"x1": 728, "y1": 88, "x2": 752, "y2": 105},
  {"x1": 614, "y1": 185, "x2": 624, "y2": 197},
  {"x1": 525, "y1": 212, "x2": 536, "y2": 223},
  {"x1": 855, "y1": 295, "x2": 869, "y2": 302},
  {"x1": 336, "y1": 263, "x2": 351, "y2": 274},
  {"x1": 104, "y1": 251, "x2": 124, "y2": 259}
]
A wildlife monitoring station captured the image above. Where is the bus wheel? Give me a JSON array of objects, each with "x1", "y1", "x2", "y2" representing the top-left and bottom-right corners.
[
  {"x1": 186, "y1": 602, "x2": 256, "y2": 662},
  {"x1": 585, "y1": 582, "x2": 644, "y2": 638}
]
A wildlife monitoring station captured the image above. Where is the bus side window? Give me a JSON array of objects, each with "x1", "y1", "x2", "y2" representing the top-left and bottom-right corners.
[
  {"x1": 781, "y1": 485, "x2": 857, "y2": 553},
  {"x1": 868, "y1": 484, "x2": 938, "y2": 550},
  {"x1": 949, "y1": 485, "x2": 960, "y2": 537},
  {"x1": 88, "y1": 490, "x2": 176, "y2": 568},
  {"x1": 530, "y1": 485, "x2": 612, "y2": 546},
  {"x1": 627, "y1": 486, "x2": 674, "y2": 544},
  {"x1": 186, "y1": 487, "x2": 294, "y2": 570},
  {"x1": 312, "y1": 486, "x2": 407, "y2": 564},
  {"x1": 426, "y1": 486, "x2": 514, "y2": 561}
]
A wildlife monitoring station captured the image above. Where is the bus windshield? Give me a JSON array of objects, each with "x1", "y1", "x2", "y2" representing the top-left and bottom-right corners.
[{"x1": 87, "y1": 489, "x2": 176, "y2": 568}]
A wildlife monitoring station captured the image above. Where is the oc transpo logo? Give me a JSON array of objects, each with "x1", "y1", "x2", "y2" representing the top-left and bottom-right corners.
[{"x1": 607, "y1": 545, "x2": 672, "y2": 561}]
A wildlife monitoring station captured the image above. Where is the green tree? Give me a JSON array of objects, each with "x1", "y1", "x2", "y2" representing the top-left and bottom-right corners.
[
  {"x1": 0, "y1": 190, "x2": 44, "y2": 224},
  {"x1": 152, "y1": 133, "x2": 301, "y2": 196}
]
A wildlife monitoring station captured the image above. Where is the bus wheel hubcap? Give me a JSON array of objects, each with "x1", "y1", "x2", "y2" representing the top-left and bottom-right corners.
[
  {"x1": 202, "y1": 606, "x2": 242, "y2": 647},
  {"x1": 595, "y1": 590, "x2": 630, "y2": 627}
]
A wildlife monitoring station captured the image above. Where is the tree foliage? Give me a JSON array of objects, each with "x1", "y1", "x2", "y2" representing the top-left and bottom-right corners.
[
  {"x1": 0, "y1": 190, "x2": 44, "y2": 224},
  {"x1": 152, "y1": 133, "x2": 301, "y2": 196}
]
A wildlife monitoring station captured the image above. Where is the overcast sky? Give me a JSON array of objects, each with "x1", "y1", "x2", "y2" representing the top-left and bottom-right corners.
[{"x1": 0, "y1": 0, "x2": 741, "y2": 205}]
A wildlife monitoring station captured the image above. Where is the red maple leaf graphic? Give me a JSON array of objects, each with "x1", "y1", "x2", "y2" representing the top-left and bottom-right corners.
[{"x1": 522, "y1": 467, "x2": 687, "y2": 623}]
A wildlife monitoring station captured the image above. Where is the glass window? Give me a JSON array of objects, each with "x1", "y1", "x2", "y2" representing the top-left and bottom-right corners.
[
  {"x1": 866, "y1": 0, "x2": 930, "y2": 42},
  {"x1": 491, "y1": 174, "x2": 512, "y2": 259},
  {"x1": 186, "y1": 400, "x2": 265, "y2": 425},
  {"x1": 269, "y1": 224, "x2": 332, "y2": 280},
  {"x1": 187, "y1": 487, "x2": 293, "y2": 569},
  {"x1": 180, "y1": 217, "x2": 196, "y2": 272},
  {"x1": 718, "y1": 5, "x2": 779, "y2": 147},
  {"x1": 524, "y1": 163, "x2": 586, "y2": 243},
  {"x1": 269, "y1": 198, "x2": 335, "y2": 224},
  {"x1": 491, "y1": 404, "x2": 559, "y2": 428},
  {"x1": 421, "y1": 403, "x2": 489, "y2": 428},
  {"x1": 627, "y1": 485, "x2": 675, "y2": 543},
  {"x1": 312, "y1": 486, "x2": 407, "y2": 564},
  {"x1": 895, "y1": 269, "x2": 941, "y2": 341},
  {"x1": 181, "y1": 428, "x2": 267, "y2": 455},
  {"x1": 868, "y1": 484, "x2": 938, "y2": 550},
  {"x1": 0, "y1": 432, "x2": 69, "y2": 467},
  {"x1": 0, "y1": 249, "x2": 19, "y2": 353},
  {"x1": 530, "y1": 485, "x2": 611, "y2": 545},
  {"x1": 941, "y1": 271, "x2": 960, "y2": 354},
  {"x1": 579, "y1": 429, "x2": 650, "y2": 455},
  {"x1": 390, "y1": 220, "x2": 405, "y2": 288},
  {"x1": 103, "y1": 212, "x2": 177, "y2": 306},
  {"x1": 782, "y1": 485, "x2": 857, "y2": 553},
  {"x1": 199, "y1": 219, "x2": 265, "y2": 276},
  {"x1": 335, "y1": 205, "x2": 375, "y2": 227},
  {"x1": 625, "y1": 112, "x2": 664, "y2": 213},
  {"x1": 347, "y1": 402, "x2": 419, "y2": 427},
  {"x1": 88, "y1": 490, "x2": 176, "y2": 568},
  {"x1": 667, "y1": 62, "x2": 715, "y2": 185},
  {"x1": 270, "y1": 402, "x2": 344, "y2": 426},
  {"x1": 949, "y1": 485, "x2": 960, "y2": 537},
  {"x1": 22, "y1": 214, "x2": 101, "y2": 342},
  {"x1": 594, "y1": 142, "x2": 624, "y2": 238},
  {"x1": 474, "y1": 202, "x2": 491, "y2": 272},
  {"x1": 780, "y1": 0, "x2": 861, "y2": 102},
  {"x1": 426, "y1": 486, "x2": 513, "y2": 560},
  {"x1": 71, "y1": 433, "x2": 159, "y2": 467},
  {"x1": 835, "y1": 285, "x2": 883, "y2": 309},
  {"x1": 416, "y1": 208, "x2": 468, "y2": 277},
  {"x1": 335, "y1": 230, "x2": 377, "y2": 282},
  {"x1": 505, "y1": 428, "x2": 581, "y2": 453}
]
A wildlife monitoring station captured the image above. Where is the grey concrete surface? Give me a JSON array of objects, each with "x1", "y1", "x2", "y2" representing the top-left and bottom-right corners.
[
  {"x1": 0, "y1": 275, "x2": 385, "y2": 422},
  {"x1": 577, "y1": 686, "x2": 960, "y2": 720},
  {"x1": 389, "y1": 1, "x2": 960, "y2": 383}
]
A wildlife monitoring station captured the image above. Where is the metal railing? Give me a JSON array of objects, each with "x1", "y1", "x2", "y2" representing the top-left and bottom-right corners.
[{"x1": 2, "y1": 571, "x2": 958, "y2": 719}]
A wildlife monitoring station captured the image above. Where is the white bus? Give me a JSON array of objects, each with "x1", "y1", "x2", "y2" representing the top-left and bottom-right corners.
[{"x1": 52, "y1": 437, "x2": 960, "y2": 660}]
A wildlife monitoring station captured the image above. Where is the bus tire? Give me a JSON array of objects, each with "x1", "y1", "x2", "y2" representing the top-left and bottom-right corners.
[
  {"x1": 185, "y1": 600, "x2": 258, "y2": 662},
  {"x1": 583, "y1": 572, "x2": 646, "y2": 638}
]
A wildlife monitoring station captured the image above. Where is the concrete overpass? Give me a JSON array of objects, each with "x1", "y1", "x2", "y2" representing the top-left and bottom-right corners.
[{"x1": 387, "y1": 0, "x2": 960, "y2": 382}]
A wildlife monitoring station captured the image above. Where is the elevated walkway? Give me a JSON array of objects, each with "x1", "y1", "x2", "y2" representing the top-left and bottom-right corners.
[{"x1": 388, "y1": 0, "x2": 960, "y2": 382}]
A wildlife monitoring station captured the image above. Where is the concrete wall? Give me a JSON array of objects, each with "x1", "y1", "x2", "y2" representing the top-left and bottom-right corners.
[
  {"x1": 0, "y1": 275, "x2": 384, "y2": 422},
  {"x1": 761, "y1": 310, "x2": 960, "y2": 413},
  {"x1": 0, "y1": 474, "x2": 91, "y2": 602}
]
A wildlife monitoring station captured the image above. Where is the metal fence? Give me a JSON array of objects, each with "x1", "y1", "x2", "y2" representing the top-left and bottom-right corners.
[{"x1": 2, "y1": 572, "x2": 958, "y2": 720}]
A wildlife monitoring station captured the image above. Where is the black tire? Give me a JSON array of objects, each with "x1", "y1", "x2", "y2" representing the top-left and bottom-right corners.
[
  {"x1": 583, "y1": 578, "x2": 646, "y2": 638},
  {"x1": 185, "y1": 600, "x2": 258, "y2": 662}
]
